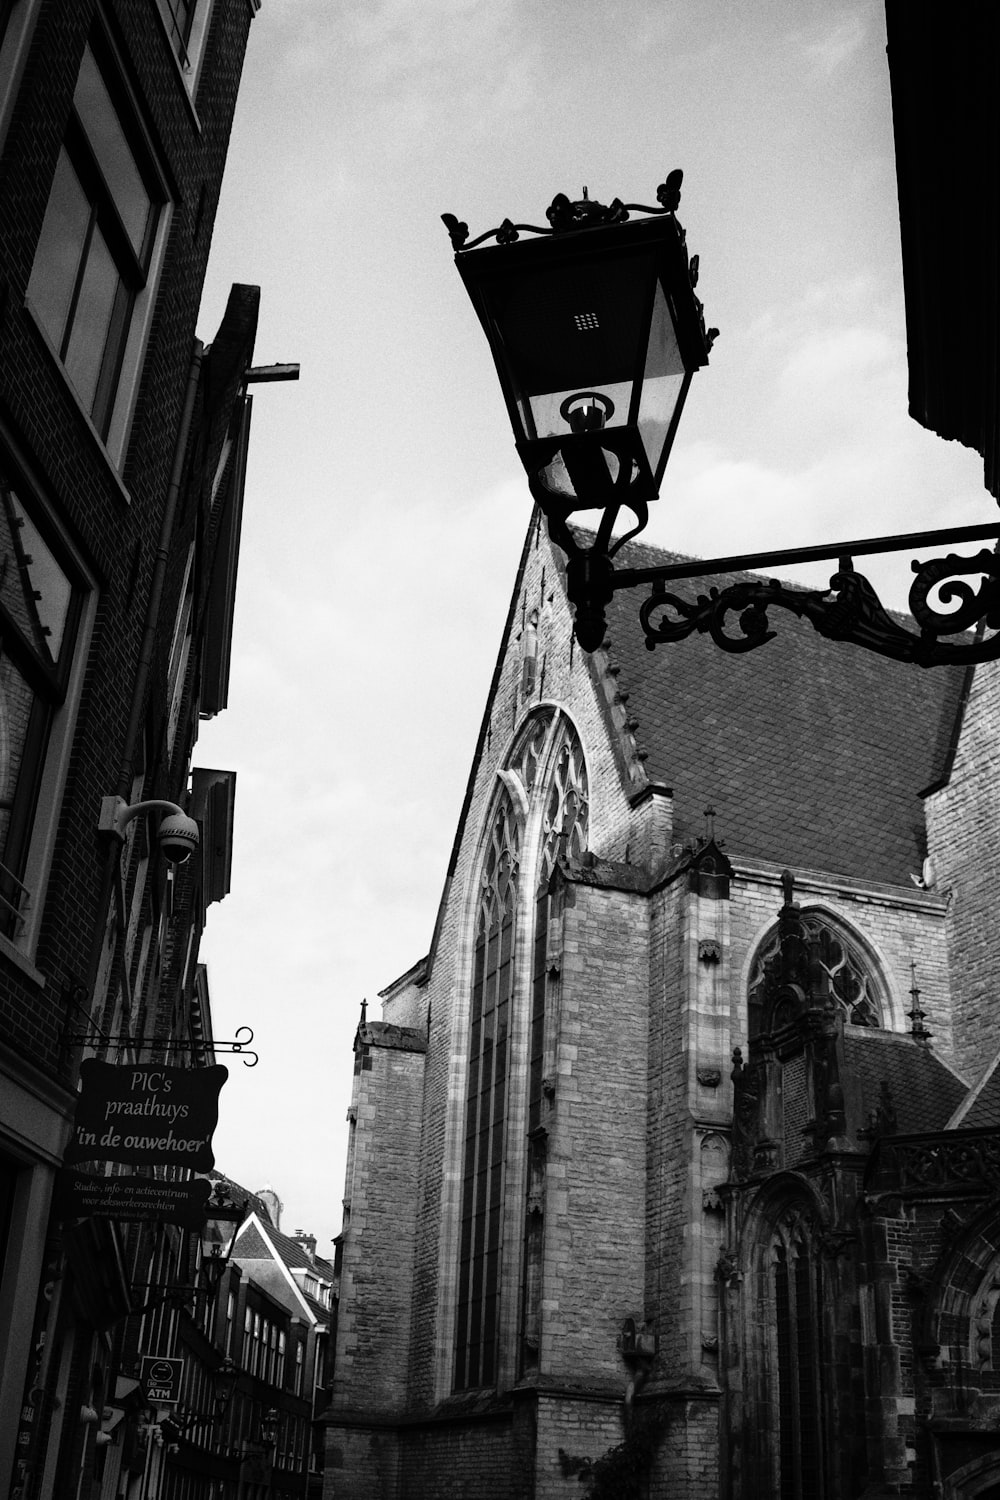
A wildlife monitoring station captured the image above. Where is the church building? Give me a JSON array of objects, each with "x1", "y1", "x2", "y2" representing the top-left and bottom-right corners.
[{"x1": 326, "y1": 512, "x2": 1000, "y2": 1499}]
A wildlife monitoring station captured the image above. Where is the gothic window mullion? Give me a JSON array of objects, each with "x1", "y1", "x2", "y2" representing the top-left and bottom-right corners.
[
  {"x1": 794, "y1": 1244, "x2": 822, "y2": 1499},
  {"x1": 520, "y1": 724, "x2": 589, "y2": 1373},
  {"x1": 770, "y1": 1227, "x2": 824, "y2": 1500},
  {"x1": 456, "y1": 799, "x2": 519, "y2": 1390},
  {"x1": 773, "y1": 1241, "x2": 796, "y2": 1498}
]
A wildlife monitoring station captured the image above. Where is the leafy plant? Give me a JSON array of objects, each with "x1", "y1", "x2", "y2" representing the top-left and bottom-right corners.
[{"x1": 584, "y1": 1405, "x2": 669, "y2": 1500}]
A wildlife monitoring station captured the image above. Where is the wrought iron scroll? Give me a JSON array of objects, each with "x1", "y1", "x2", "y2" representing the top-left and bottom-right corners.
[
  {"x1": 65, "y1": 1025, "x2": 258, "y2": 1067},
  {"x1": 444, "y1": 172, "x2": 719, "y2": 361},
  {"x1": 443, "y1": 170, "x2": 686, "y2": 252},
  {"x1": 868, "y1": 1129, "x2": 1000, "y2": 1198},
  {"x1": 639, "y1": 549, "x2": 1000, "y2": 667}
]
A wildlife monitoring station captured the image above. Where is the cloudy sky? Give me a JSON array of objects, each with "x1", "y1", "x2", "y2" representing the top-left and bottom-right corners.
[{"x1": 191, "y1": 0, "x2": 991, "y2": 1251}]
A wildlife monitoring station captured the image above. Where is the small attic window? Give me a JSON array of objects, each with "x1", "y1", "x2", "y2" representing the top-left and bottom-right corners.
[{"x1": 748, "y1": 912, "x2": 885, "y2": 1038}]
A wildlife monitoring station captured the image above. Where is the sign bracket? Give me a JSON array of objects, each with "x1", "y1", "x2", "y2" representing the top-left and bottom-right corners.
[{"x1": 64, "y1": 1025, "x2": 258, "y2": 1067}]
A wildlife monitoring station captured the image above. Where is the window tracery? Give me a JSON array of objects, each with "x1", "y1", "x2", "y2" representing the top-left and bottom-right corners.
[
  {"x1": 509, "y1": 711, "x2": 551, "y2": 795},
  {"x1": 455, "y1": 795, "x2": 519, "y2": 1391},
  {"x1": 748, "y1": 913, "x2": 885, "y2": 1037},
  {"x1": 456, "y1": 715, "x2": 589, "y2": 1391},
  {"x1": 754, "y1": 1207, "x2": 826, "y2": 1498},
  {"x1": 530, "y1": 730, "x2": 588, "y2": 1135}
]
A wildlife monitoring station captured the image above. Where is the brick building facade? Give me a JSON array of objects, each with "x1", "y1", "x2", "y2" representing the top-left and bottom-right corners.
[
  {"x1": 0, "y1": 3, "x2": 265, "y2": 1497},
  {"x1": 327, "y1": 512, "x2": 1000, "y2": 1499}
]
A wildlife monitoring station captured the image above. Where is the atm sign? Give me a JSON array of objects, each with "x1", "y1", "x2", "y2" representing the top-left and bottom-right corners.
[{"x1": 140, "y1": 1356, "x2": 183, "y2": 1404}]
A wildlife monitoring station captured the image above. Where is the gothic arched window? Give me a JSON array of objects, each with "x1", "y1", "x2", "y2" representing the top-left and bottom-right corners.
[
  {"x1": 455, "y1": 795, "x2": 519, "y2": 1390},
  {"x1": 521, "y1": 726, "x2": 588, "y2": 1374},
  {"x1": 762, "y1": 1214, "x2": 826, "y2": 1498},
  {"x1": 748, "y1": 913, "x2": 885, "y2": 1038},
  {"x1": 528, "y1": 732, "x2": 588, "y2": 1134}
]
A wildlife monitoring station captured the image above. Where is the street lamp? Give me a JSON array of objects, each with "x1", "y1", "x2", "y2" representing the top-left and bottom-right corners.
[
  {"x1": 445, "y1": 171, "x2": 714, "y2": 651},
  {"x1": 445, "y1": 172, "x2": 1000, "y2": 664}
]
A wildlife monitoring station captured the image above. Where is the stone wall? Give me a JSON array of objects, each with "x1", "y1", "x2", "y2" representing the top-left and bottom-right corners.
[{"x1": 926, "y1": 661, "x2": 1000, "y2": 1083}]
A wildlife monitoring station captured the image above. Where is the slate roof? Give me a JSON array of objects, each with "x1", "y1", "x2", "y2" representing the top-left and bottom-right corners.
[
  {"x1": 597, "y1": 536, "x2": 967, "y2": 884},
  {"x1": 844, "y1": 1029, "x2": 967, "y2": 1134},
  {"x1": 950, "y1": 1051, "x2": 1000, "y2": 1129},
  {"x1": 232, "y1": 1217, "x2": 334, "y2": 1325},
  {"x1": 235, "y1": 1217, "x2": 335, "y2": 1280}
]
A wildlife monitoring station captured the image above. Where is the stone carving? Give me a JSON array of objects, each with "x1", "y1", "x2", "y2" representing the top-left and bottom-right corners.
[{"x1": 717, "y1": 1247, "x2": 741, "y2": 1287}]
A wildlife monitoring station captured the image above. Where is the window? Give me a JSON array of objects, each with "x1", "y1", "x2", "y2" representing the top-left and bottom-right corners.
[
  {"x1": 26, "y1": 41, "x2": 164, "y2": 444},
  {"x1": 224, "y1": 1290, "x2": 235, "y2": 1358},
  {"x1": 0, "y1": 479, "x2": 83, "y2": 937},
  {"x1": 155, "y1": 0, "x2": 215, "y2": 83},
  {"x1": 521, "y1": 727, "x2": 588, "y2": 1372},
  {"x1": 159, "y1": 0, "x2": 196, "y2": 59},
  {"x1": 768, "y1": 1225, "x2": 824, "y2": 1498},
  {"x1": 528, "y1": 732, "x2": 588, "y2": 1135},
  {"x1": 454, "y1": 796, "x2": 519, "y2": 1391},
  {"x1": 748, "y1": 912, "x2": 885, "y2": 1038}
]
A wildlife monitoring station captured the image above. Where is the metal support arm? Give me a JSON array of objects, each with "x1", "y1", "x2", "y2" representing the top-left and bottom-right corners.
[{"x1": 563, "y1": 521, "x2": 1000, "y2": 664}]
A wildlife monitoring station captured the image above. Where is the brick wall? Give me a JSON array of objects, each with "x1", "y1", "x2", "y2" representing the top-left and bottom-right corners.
[
  {"x1": 334, "y1": 1027, "x2": 426, "y2": 1418},
  {"x1": 0, "y1": 0, "x2": 256, "y2": 1072},
  {"x1": 540, "y1": 880, "x2": 648, "y2": 1385},
  {"x1": 926, "y1": 661, "x2": 1000, "y2": 1082}
]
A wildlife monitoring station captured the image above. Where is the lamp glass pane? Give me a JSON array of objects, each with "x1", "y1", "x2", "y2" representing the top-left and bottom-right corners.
[
  {"x1": 636, "y1": 280, "x2": 687, "y2": 476},
  {"x1": 489, "y1": 251, "x2": 655, "y2": 440}
]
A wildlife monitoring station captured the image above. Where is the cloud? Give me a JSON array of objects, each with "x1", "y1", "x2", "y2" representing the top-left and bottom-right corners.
[
  {"x1": 639, "y1": 267, "x2": 990, "y2": 610},
  {"x1": 801, "y1": 8, "x2": 868, "y2": 77}
]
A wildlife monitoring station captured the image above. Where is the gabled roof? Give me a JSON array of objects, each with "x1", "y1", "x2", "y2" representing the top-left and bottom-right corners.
[
  {"x1": 263, "y1": 1222, "x2": 336, "y2": 1281},
  {"x1": 949, "y1": 1050, "x2": 1000, "y2": 1130},
  {"x1": 231, "y1": 1212, "x2": 334, "y2": 1327},
  {"x1": 595, "y1": 537, "x2": 966, "y2": 885},
  {"x1": 844, "y1": 1029, "x2": 967, "y2": 1135}
]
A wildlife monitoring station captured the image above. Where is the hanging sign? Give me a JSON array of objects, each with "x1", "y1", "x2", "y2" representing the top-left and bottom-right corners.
[
  {"x1": 54, "y1": 1170, "x2": 213, "y2": 1229},
  {"x1": 139, "y1": 1356, "x2": 183, "y2": 1405},
  {"x1": 65, "y1": 1062, "x2": 228, "y2": 1171}
]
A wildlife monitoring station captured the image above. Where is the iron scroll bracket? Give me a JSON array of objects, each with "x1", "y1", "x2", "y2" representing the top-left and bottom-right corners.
[
  {"x1": 64, "y1": 1024, "x2": 259, "y2": 1067},
  {"x1": 603, "y1": 523, "x2": 1000, "y2": 666}
]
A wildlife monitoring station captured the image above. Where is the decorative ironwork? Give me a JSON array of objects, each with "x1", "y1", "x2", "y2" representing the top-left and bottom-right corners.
[
  {"x1": 868, "y1": 1129, "x2": 1000, "y2": 1197},
  {"x1": 442, "y1": 170, "x2": 696, "y2": 254},
  {"x1": 635, "y1": 531, "x2": 1000, "y2": 665},
  {"x1": 909, "y1": 961, "x2": 932, "y2": 1041},
  {"x1": 65, "y1": 1025, "x2": 258, "y2": 1066}
]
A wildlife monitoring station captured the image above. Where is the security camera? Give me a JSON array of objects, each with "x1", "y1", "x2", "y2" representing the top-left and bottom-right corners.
[
  {"x1": 99, "y1": 796, "x2": 199, "y2": 865},
  {"x1": 157, "y1": 812, "x2": 200, "y2": 865}
]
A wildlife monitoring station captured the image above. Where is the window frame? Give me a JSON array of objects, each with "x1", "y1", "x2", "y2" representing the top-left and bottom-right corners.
[
  {"x1": 0, "y1": 465, "x2": 93, "y2": 955},
  {"x1": 454, "y1": 793, "x2": 519, "y2": 1392},
  {"x1": 153, "y1": 0, "x2": 216, "y2": 102},
  {"x1": 451, "y1": 712, "x2": 591, "y2": 1395},
  {"x1": 748, "y1": 908, "x2": 889, "y2": 1038},
  {"x1": 23, "y1": 29, "x2": 171, "y2": 467}
]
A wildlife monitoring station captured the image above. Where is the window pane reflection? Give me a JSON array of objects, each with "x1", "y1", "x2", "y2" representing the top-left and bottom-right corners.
[
  {"x1": 63, "y1": 222, "x2": 120, "y2": 411},
  {"x1": 26, "y1": 149, "x2": 90, "y2": 351}
]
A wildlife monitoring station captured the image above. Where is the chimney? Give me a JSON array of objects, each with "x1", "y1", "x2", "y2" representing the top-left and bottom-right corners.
[{"x1": 292, "y1": 1230, "x2": 317, "y2": 1261}]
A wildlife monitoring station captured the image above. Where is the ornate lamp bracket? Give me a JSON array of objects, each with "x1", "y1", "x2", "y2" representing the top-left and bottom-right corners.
[{"x1": 626, "y1": 527, "x2": 1000, "y2": 666}]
